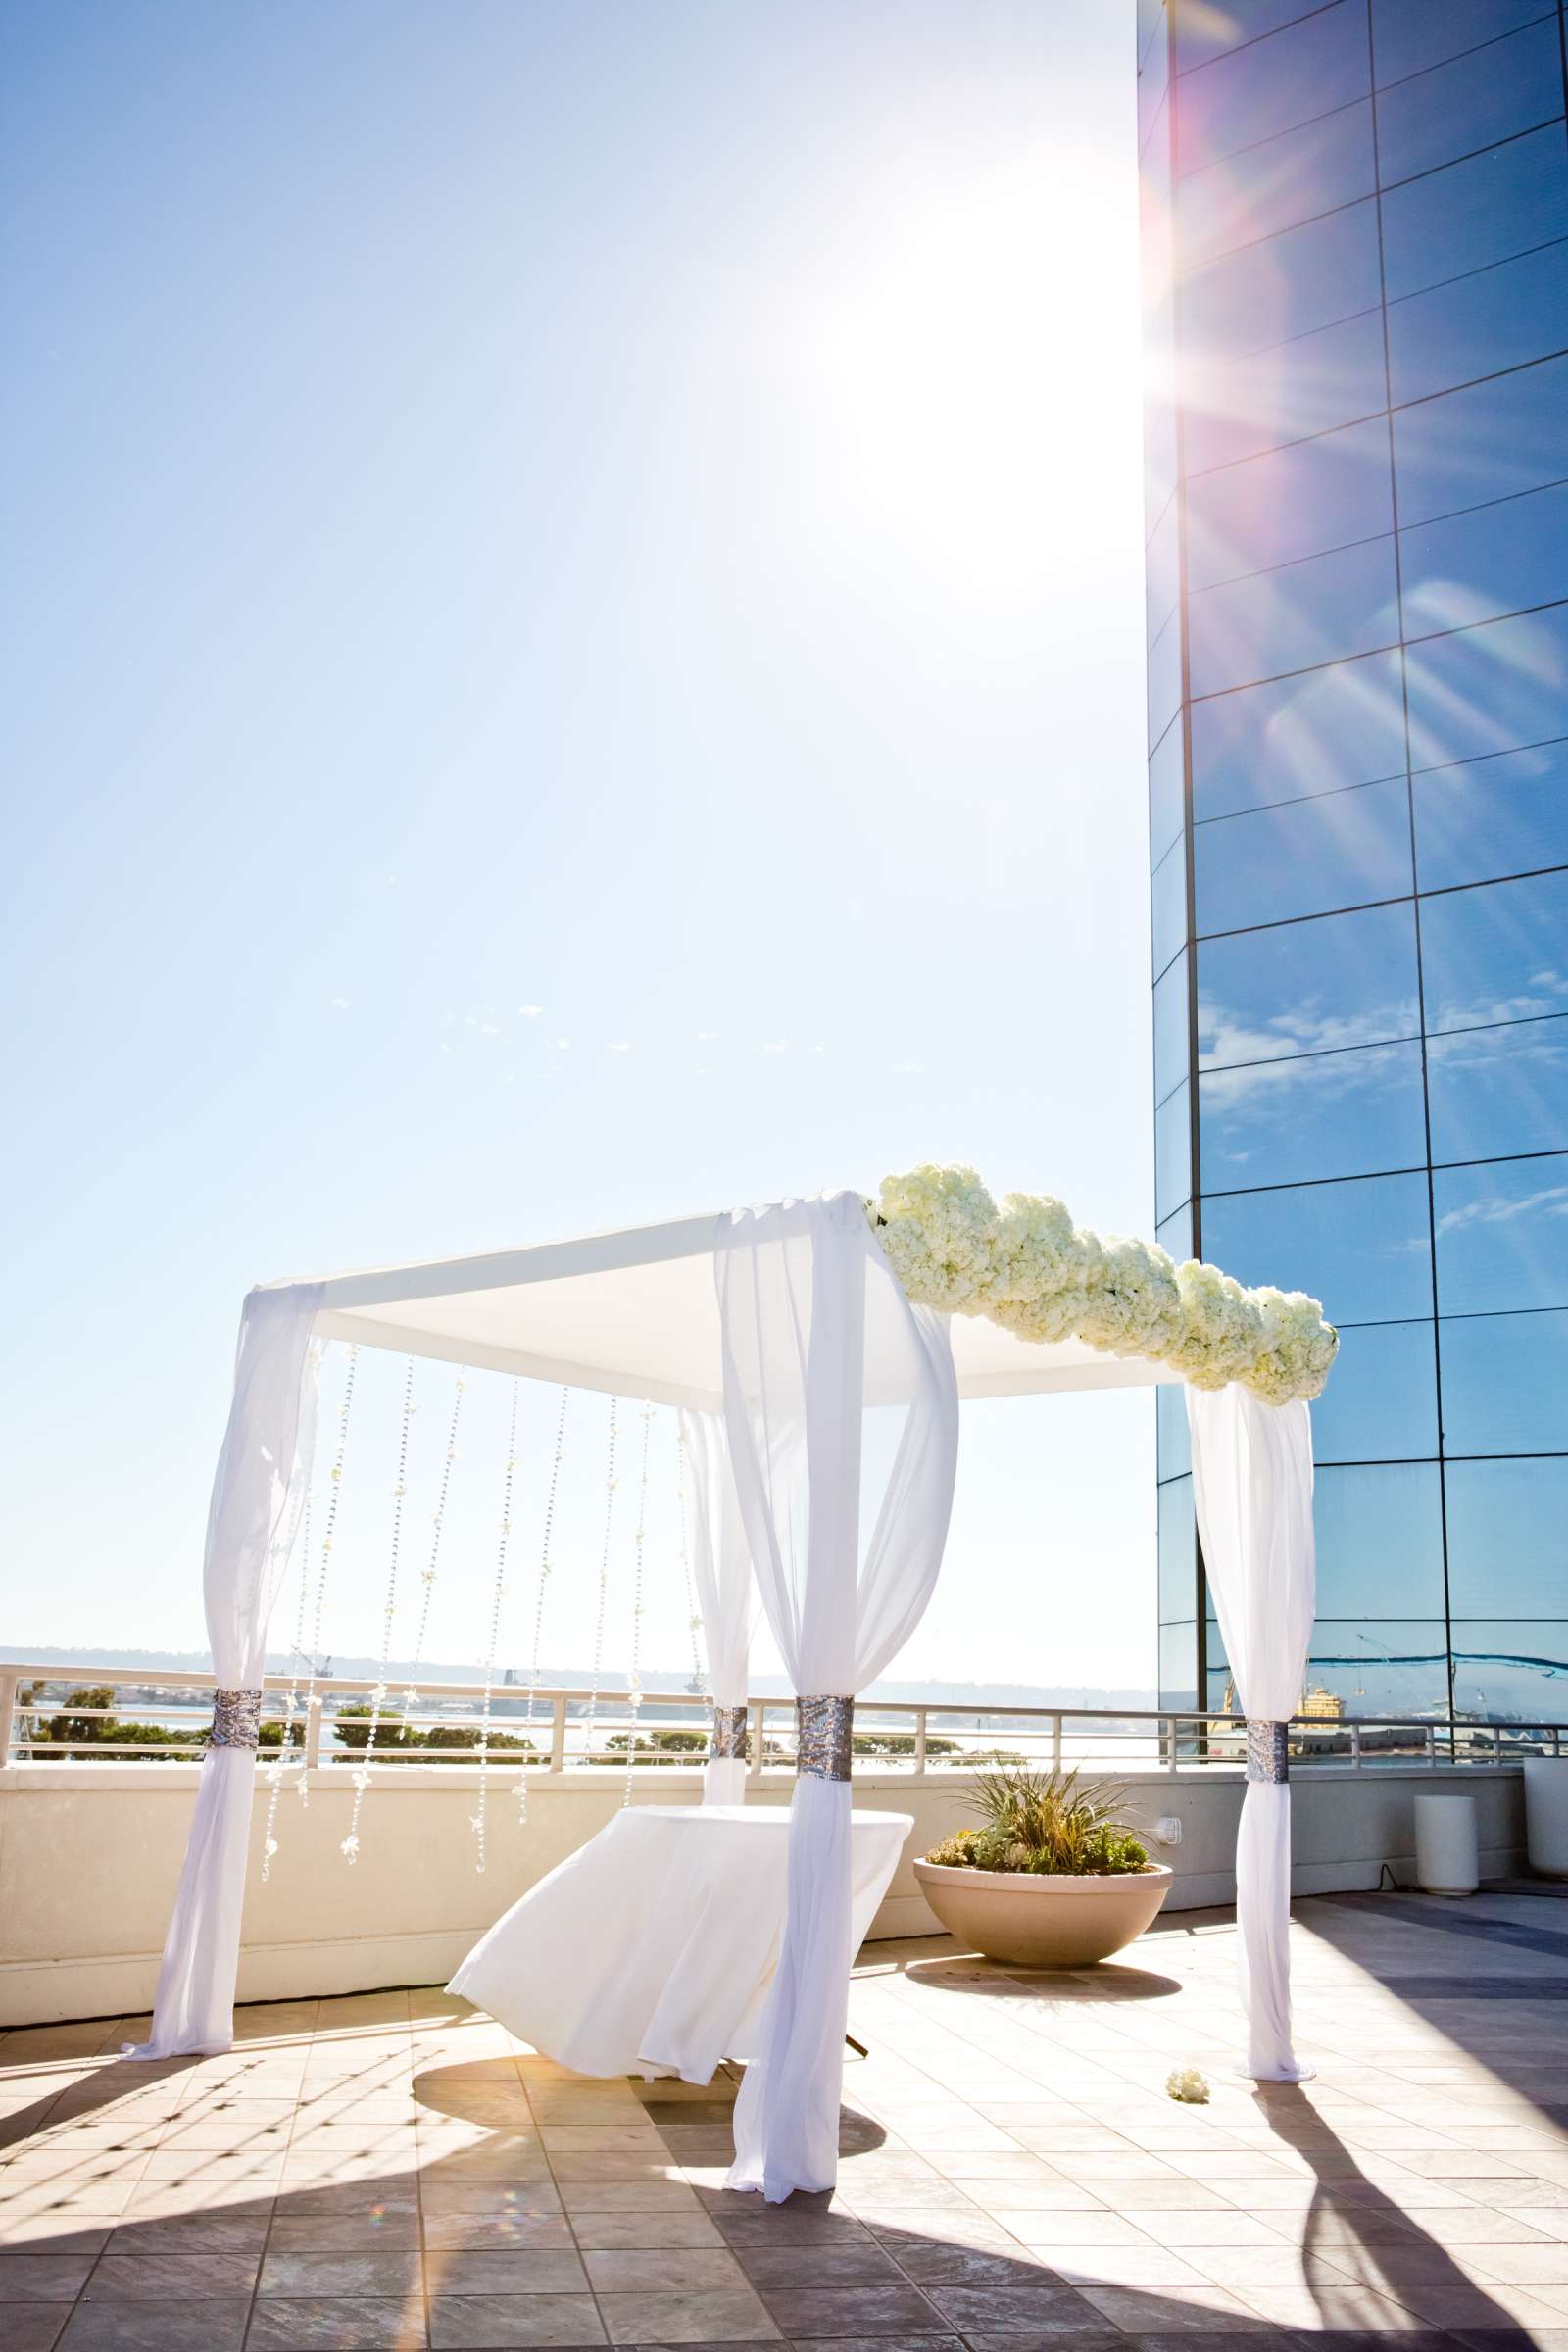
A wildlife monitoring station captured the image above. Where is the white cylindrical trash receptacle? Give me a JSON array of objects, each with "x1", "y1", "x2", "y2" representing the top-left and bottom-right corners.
[
  {"x1": 1523, "y1": 1759, "x2": 1568, "y2": 1879},
  {"x1": 1414, "y1": 1793, "x2": 1479, "y2": 1895}
]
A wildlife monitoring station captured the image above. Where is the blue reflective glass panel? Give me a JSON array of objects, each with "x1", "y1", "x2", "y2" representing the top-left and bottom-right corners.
[
  {"x1": 1160, "y1": 1621, "x2": 1199, "y2": 1709},
  {"x1": 1404, "y1": 606, "x2": 1568, "y2": 770},
  {"x1": 1185, "y1": 416, "x2": 1393, "y2": 592},
  {"x1": 1190, "y1": 649, "x2": 1405, "y2": 820},
  {"x1": 1174, "y1": 0, "x2": 1329, "y2": 72},
  {"x1": 1428, "y1": 1012, "x2": 1568, "y2": 1162},
  {"x1": 1433, "y1": 1152, "x2": 1568, "y2": 1313},
  {"x1": 1159, "y1": 1474, "x2": 1197, "y2": 1621},
  {"x1": 1149, "y1": 606, "x2": 1184, "y2": 745},
  {"x1": 1372, "y1": 0, "x2": 1553, "y2": 85},
  {"x1": 1402, "y1": 484, "x2": 1568, "y2": 642},
  {"x1": 1310, "y1": 1319, "x2": 1438, "y2": 1462},
  {"x1": 1176, "y1": 100, "x2": 1375, "y2": 274},
  {"x1": 1157, "y1": 1078, "x2": 1195, "y2": 1221},
  {"x1": 1190, "y1": 535, "x2": 1399, "y2": 700},
  {"x1": 1381, "y1": 126, "x2": 1568, "y2": 304},
  {"x1": 1176, "y1": 2, "x2": 1371, "y2": 175},
  {"x1": 1147, "y1": 493, "x2": 1181, "y2": 649},
  {"x1": 1301, "y1": 1620, "x2": 1450, "y2": 1720},
  {"x1": 1440, "y1": 1308, "x2": 1568, "y2": 1453},
  {"x1": 1200, "y1": 1038, "x2": 1427, "y2": 1190},
  {"x1": 1146, "y1": 386, "x2": 1179, "y2": 540},
  {"x1": 1198, "y1": 901, "x2": 1419, "y2": 1069},
  {"x1": 1376, "y1": 20, "x2": 1564, "y2": 184},
  {"x1": 1158, "y1": 1380, "x2": 1192, "y2": 1482},
  {"x1": 1200, "y1": 1171, "x2": 1433, "y2": 1323},
  {"x1": 1139, "y1": 4, "x2": 1171, "y2": 150},
  {"x1": 1181, "y1": 199, "x2": 1382, "y2": 364},
  {"x1": 1150, "y1": 717, "x2": 1186, "y2": 869},
  {"x1": 1157, "y1": 1200, "x2": 1194, "y2": 1262},
  {"x1": 1446, "y1": 1455, "x2": 1568, "y2": 1612},
  {"x1": 1387, "y1": 238, "x2": 1568, "y2": 408},
  {"x1": 1448, "y1": 1623, "x2": 1568, "y2": 1724},
  {"x1": 1152, "y1": 833, "x2": 1188, "y2": 977},
  {"x1": 1422, "y1": 871, "x2": 1568, "y2": 1035},
  {"x1": 1195, "y1": 775, "x2": 1412, "y2": 931},
  {"x1": 1182, "y1": 307, "x2": 1388, "y2": 474},
  {"x1": 1155, "y1": 949, "x2": 1192, "y2": 1108},
  {"x1": 1315, "y1": 1462, "x2": 1446, "y2": 1615},
  {"x1": 1414, "y1": 741, "x2": 1568, "y2": 893},
  {"x1": 1393, "y1": 355, "x2": 1568, "y2": 529}
]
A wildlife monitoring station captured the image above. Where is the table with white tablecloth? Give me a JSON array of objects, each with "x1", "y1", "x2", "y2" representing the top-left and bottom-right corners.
[{"x1": 449, "y1": 1804, "x2": 912, "y2": 2084}]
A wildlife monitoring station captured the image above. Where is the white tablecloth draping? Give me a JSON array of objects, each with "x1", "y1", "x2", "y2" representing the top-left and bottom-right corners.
[{"x1": 449, "y1": 1805, "x2": 912, "y2": 2085}]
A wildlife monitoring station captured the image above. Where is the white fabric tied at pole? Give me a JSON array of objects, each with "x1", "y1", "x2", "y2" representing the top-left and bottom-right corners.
[
  {"x1": 127, "y1": 1284, "x2": 323, "y2": 2060},
  {"x1": 680, "y1": 1408, "x2": 756, "y2": 1806},
  {"x1": 714, "y1": 1193, "x2": 958, "y2": 2200},
  {"x1": 1185, "y1": 1383, "x2": 1316, "y2": 2082}
]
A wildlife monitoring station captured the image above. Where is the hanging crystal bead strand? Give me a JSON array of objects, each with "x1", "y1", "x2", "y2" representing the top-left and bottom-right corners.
[
  {"x1": 580, "y1": 1397, "x2": 618, "y2": 1773},
  {"x1": 340, "y1": 1358, "x2": 415, "y2": 1864},
  {"x1": 402, "y1": 1370, "x2": 466, "y2": 1735},
  {"x1": 472, "y1": 1381, "x2": 519, "y2": 1876},
  {"x1": 675, "y1": 1423, "x2": 710, "y2": 1703},
  {"x1": 261, "y1": 1487, "x2": 313, "y2": 1882},
  {"x1": 298, "y1": 1345, "x2": 359, "y2": 1811},
  {"x1": 621, "y1": 1404, "x2": 655, "y2": 1807},
  {"x1": 515, "y1": 1385, "x2": 570, "y2": 1826}
]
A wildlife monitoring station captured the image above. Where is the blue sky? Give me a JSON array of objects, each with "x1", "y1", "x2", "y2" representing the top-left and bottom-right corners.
[{"x1": 1, "y1": 0, "x2": 1152, "y2": 1686}]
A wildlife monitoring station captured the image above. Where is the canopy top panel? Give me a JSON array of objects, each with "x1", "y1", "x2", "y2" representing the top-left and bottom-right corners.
[{"x1": 282, "y1": 1206, "x2": 1179, "y2": 1409}]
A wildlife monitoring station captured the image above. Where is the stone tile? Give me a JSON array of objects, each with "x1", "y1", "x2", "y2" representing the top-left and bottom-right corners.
[
  {"x1": 753, "y1": 2285, "x2": 940, "y2": 2336},
  {"x1": 999, "y1": 2212, "x2": 1152, "y2": 2247},
  {"x1": 247, "y1": 2299, "x2": 429, "y2": 2350},
  {"x1": 0, "y1": 2255, "x2": 92, "y2": 2300},
  {"x1": 422, "y1": 2216, "x2": 579, "y2": 2251},
  {"x1": 270, "y1": 2214, "x2": 424, "y2": 2249},
  {"x1": 427, "y1": 2293, "x2": 609, "y2": 2346},
  {"x1": 728, "y1": 2246, "x2": 906, "y2": 2288},
  {"x1": 260, "y1": 2248, "x2": 427, "y2": 2295},
  {"x1": 585, "y1": 2252, "x2": 749, "y2": 2293},
  {"x1": 885, "y1": 2245, "x2": 1055, "y2": 2286},
  {"x1": 425, "y1": 2251, "x2": 591, "y2": 2293},
  {"x1": 1074, "y1": 2281, "x2": 1261, "y2": 2330},
  {"x1": 0, "y1": 2311, "x2": 68, "y2": 2352},
  {"x1": 84, "y1": 2250, "x2": 263, "y2": 2297},
  {"x1": 570, "y1": 2216, "x2": 725, "y2": 2252},
  {"x1": 1042, "y1": 2245, "x2": 1212, "y2": 2288},
  {"x1": 58, "y1": 2300, "x2": 252, "y2": 2351},
  {"x1": 594, "y1": 2290, "x2": 779, "y2": 2345},
  {"x1": 1117, "y1": 2208, "x2": 1285, "y2": 2247},
  {"x1": 0, "y1": 2213, "x2": 112, "y2": 2252},
  {"x1": 712, "y1": 2213, "x2": 873, "y2": 2248},
  {"x1": 561, "y1": 2183, "x2": 703, "y2": 2215},
  {"x1": 918, "y1": 2283, "x2": 1110, "y2": 2335}
]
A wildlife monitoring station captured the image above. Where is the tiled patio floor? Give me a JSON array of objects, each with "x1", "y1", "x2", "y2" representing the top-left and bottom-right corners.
[{"x1": 4, "y1": 1889, "x2": 1568, "y2": 2349}]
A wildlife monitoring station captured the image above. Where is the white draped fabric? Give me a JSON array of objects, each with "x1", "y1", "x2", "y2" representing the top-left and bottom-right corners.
[
  {"x1": 680, "y1": 1408, "x2": 756, "y2": 1806},
  {"x1": 1186, "y1": 1384, "x2": 1316, "y2": 2082},
  {"x1": 714, "y1": 1193, "x2": 959, "y2": 2201},
  {"x1": 127, "y1": 1284, "x2": 322, "y2": 2060}
]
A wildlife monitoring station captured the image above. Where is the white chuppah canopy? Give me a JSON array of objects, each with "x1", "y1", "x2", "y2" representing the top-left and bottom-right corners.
[{"x1": 132, "y1": 1189, "x2": 1318, "y2": 2196}]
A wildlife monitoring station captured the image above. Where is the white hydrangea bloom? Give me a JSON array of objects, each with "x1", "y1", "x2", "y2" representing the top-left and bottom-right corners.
[{"x1": 870, "y1": 1165, "x2": 1338, "y2": 1405}]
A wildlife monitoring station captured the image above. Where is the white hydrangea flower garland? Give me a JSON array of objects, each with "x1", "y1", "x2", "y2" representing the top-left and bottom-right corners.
[{"x1": 868, "y1": 1164, "x2": 1337, "y2": 1406}]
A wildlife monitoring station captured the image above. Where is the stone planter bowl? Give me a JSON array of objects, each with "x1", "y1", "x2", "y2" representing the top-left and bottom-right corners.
[{"x1": 913, "y1": 1856, "x2": 1173, "y2": 1968}]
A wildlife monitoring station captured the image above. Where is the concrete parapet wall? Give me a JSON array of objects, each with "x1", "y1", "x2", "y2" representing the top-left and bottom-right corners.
[{"x1": 0, "y1": 1762, "x2": 1527, "y2": 2026}]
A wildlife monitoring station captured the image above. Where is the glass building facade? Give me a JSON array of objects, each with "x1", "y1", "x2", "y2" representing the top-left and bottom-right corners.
[{"x1": 1140, "y1": 0, "x2": 1568, "y2": 1727}]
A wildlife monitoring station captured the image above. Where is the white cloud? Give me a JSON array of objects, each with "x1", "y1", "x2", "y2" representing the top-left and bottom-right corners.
[
  {"x1": 330, "y1": 996, "x2": 352, "y2": 1012},
  {"x1": 518, "y1": 1004, "x2": 543, "y2": 1018},
  {"x1": 606, "y1": 1041, "x2": 631, "y2": 1054}
]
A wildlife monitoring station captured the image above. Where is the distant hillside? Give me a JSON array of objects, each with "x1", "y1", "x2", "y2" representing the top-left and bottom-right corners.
[{"x1": 1, "y1": 1644, "x2": 1155, "y2": 1712}]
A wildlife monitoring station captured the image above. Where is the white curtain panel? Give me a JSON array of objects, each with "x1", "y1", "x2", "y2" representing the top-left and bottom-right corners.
[
  {"x1": 679, "y1": 1406, "x2": 757, "y2": 1805},
  {"x1": 127, "y1": 1284, "x2": 323, "y2": 2059},
  {"x1": 1185, "y1": 1383, "x2": 1316, "y2": 2082},
  {"x1": 714, "y1": 1192, "x2": 958, "y2": 2199}
]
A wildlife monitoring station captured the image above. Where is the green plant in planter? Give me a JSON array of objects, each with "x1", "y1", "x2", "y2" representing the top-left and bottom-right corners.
[{"x1": 926, "y1": 1763, "x2": 1150, "y2": 1876}]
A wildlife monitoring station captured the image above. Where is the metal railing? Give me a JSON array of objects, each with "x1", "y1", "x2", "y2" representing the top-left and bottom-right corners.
[{"x1": 2, "y1": 1662, "x2": 1563, "y2": 1777}]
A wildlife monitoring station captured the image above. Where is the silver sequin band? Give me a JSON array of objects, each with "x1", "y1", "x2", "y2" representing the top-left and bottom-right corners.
[
  {"x1": 1246, "y1": 1719, "x2": 1290, "y2": 1784},
  {"x1": 796, "y1": 1694, "x2": 854, "y2": 1782},
  {"x1": 711, "y1": 1705, "x2": 749, "y2": 1763},
  {"x1": 210, "y1": 1688, "x2": 264, "y2": 1752}
]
